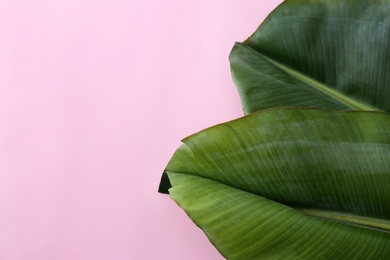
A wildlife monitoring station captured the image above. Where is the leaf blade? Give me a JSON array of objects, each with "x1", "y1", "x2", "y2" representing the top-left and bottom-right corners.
[
  {"x1": 230, "y1": 0, "x2": 390, "y2": 113},
  {"x1": 166, "y1": 108, "x2": 390, "y2": 219},
  {"x1": 169, "y1": 172, "x2": 390, "y2": 259}
]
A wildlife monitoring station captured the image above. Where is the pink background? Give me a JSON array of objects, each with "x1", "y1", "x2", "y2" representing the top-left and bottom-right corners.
[{"x1": 0, "y1": 1, "x2": 282, "y2": 259}]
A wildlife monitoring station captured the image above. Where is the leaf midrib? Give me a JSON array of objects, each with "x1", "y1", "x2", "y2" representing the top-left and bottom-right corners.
[
  {"x1": 243, "y1": 44, "x2": 380, "y2": 112},
  {"x1": 297, "y1": 208, "x2": 390, "y2": 233}
]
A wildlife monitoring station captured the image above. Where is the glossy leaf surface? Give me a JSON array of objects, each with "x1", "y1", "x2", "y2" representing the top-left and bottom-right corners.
[{"x1": 230, "y1": 0, "x2": 390, "y2": 114}]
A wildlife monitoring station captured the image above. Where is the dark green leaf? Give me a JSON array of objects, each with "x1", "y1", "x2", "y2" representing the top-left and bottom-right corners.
[{"x1": 230, "y1": 0, "x2": 390, "y2": 114}]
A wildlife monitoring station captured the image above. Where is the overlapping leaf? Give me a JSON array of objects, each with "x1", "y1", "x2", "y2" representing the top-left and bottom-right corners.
[
  {"x1": 230, "y1": 0, "x2": 390, "y2": 114},
  {"x1": 164, "y1": 108, "x2": 390, "y2": 258},
  {"x1": 163, "y1": 108, "x2": 390, "y2": 219},
  {"x1": 159, "y1": 0, "x2": 390, "y2": 258}
]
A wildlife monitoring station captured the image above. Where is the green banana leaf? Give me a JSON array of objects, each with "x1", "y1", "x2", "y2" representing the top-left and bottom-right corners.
[
  {"x1": 230, "y1": 0, "x2": 390, "y2": 114},
  {"x1": 162, "y1": 108, "x2": 390, "y2": 259},
  {"x1": 169, "y1": 174, "x2": 390, "y2": 259}
]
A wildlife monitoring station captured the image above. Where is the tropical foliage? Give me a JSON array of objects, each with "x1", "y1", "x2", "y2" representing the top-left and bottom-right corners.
[{"x1": 159, "y1": 0, "x2": 390, "y2": 259}]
